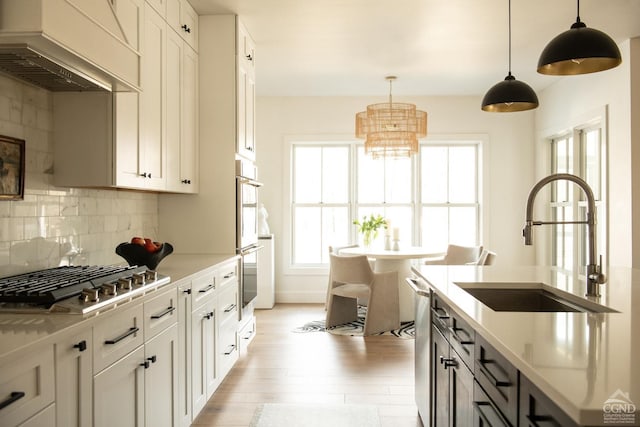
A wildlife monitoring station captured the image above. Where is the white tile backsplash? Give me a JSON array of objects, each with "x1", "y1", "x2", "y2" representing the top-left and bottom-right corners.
[{"x1": 0, "y1": 74, "x2": 159, "y2": 277}]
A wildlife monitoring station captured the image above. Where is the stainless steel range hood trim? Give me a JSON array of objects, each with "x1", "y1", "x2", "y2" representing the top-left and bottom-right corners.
[{"x1": 0, "y1": 44, "x2": 115, "y2": 92}]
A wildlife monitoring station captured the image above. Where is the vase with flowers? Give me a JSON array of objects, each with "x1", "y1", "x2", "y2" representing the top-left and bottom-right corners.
[{"x1": 353, "y1": 214, "x2": 387, "y2": 248}]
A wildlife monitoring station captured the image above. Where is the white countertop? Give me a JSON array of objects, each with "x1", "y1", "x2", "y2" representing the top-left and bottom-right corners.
[
  {"x1": 411, "y1": 264, "x2": 640, "y2": 426},
  {"x1": 0, "y1": 254, "x2": 238, "y2": 364}
]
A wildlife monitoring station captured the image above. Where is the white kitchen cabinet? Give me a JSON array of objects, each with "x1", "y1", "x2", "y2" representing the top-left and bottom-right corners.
[
  {"x1": 176, "y1": 279, "x2": 193, "y2": 427},
  {"x1": 0, "y1": 346, "x2": 55, "y2": 427},
  {"x1": 190, "y1": 298, "x2": 217, "y2": 416},
  {"x1": 54, "y1": 326, "x2": 92, "y2": 427},
  {"x1": 167, "y1": 0, "x2": 198, "y2": 51},
  {"x1": 237, "y1": 20, "x2": 257, "y2": 161},
  {"x1": 144, "y1": 324, "x2": 179, "y2": 427},
  {"x1": 93, "y1": 346, "x2": 145, "y2": 427},
  {"x1": 165, "y1": 24, "x2": 199, "y2": 193},
  {"x1": 16, "y1": 404, "x2": 55, "y2": 427},
  {"x1": 139, "y1": 2, "x2": 168, "y2": 190}
]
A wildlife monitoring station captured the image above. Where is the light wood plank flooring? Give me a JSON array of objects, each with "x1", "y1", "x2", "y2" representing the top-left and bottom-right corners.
[{"x1": 192, "y1": 303, "x2": 422, "y2": 427}]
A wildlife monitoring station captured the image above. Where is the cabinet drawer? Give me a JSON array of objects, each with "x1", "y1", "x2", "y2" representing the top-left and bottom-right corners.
[
  {"x1": 218, "y1": 283, "x2": 238, "y2": 325},
  {"x1": 217, "y1": 261, "x2": 238, "y2": 292},
  {"x1": 520, "y1": 374, "x2": 578, "y2": 427},
  {"x1": 18, "y1": 403, "x2": 55, "y2": 427},
  {"x1": 0, "y1": 347, "x2": 55, "y2": 427},
  {"x1": 217, "y1": 317, "x2": 238, "y2": 377},
  {"x1": 93, "y1": 303, "x2": 144, "y2": 373},
  {"x1": 473, "y1": 380, "x2": 510, "y2": 427},
  {"x1": 431, "y1": 292, "x2": 451, "y2": 335},
  {"x1": 474, "y1": 334, "x2": 518, "y2": 426},
  {"x1": 144, "y1": 286, "x2": 178, "y2": 339},
  {"x1": 192, "y1": 270, "x2": 216, "y2": 308},
  {"x1": 238, "y1": 315, "x2": 256, "y2": 356},
  {"x1": 448, "y1": 310, "x2": 475, "y2": 371}
]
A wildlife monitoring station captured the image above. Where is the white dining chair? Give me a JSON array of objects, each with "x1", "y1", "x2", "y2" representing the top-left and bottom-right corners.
[
  {"x1": 325, "y1": 245, "x2": 374, "y2": 309},
  {"x1": 326, "y1": 253, "x2": 399, "y2": 335},
  {"x1": 423, "y1": 244, "x2": 484, "y2": 265}
]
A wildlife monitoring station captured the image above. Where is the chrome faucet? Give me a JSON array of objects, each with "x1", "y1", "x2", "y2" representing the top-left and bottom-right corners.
[{"x1": 523, "y1": 173, "x2": 606, "y2": 297}]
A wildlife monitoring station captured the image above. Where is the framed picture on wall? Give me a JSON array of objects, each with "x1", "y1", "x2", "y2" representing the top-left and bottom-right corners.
[{"x1": 0, "y1": 135, "x2": 25, "y2": 200}]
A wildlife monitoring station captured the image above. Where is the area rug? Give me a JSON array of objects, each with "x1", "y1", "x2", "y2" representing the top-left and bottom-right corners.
[
  {"x1": 249, "y1": 403, "x2": 381, "y2": 427},
  {"x1": 293, "y1": 306, "x2": 414, "y2": 339}
]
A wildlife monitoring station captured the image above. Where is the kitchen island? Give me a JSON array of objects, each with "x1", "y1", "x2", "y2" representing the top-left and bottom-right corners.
[{"x1": 410, "y1": 264, "x2": 640, "y2": 426}]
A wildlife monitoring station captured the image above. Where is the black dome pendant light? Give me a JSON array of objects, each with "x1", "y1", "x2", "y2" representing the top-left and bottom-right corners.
[
  {"x1": 481, "y1": 0, "x2": 538, "y2": 112},
  {"x1": 538, "y1": 0, "x2": 622, "y2": 75}
]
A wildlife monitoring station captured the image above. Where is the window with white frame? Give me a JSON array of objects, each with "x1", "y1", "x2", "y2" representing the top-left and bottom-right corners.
[
  {"x1": 550, "y1": 125, "x2": 606, "y2": 274},
  {"x1": 290, "y1": 140, "x2": 482, "y2": 266}
]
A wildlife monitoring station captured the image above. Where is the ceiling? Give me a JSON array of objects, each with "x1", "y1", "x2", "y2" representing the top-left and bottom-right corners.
[{"x1": 188, "y1": 0, "x2": 640, "y2": 97}]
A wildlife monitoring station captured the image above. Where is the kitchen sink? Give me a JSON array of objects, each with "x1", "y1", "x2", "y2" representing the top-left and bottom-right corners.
[{"x1": 454, "y1": 282, "x2": 617, "y2": 313}]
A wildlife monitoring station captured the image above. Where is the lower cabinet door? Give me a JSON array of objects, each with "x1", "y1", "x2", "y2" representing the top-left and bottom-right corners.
[
  {"x1": 145, "y1": 324, "x2": 179, "y2": 427},
  {"x1": 431, "y1": 325, "x2": 450, "y2": 427},
  {"x1": 450, "y1": 348, "x2": 474, "y2": 426},
  {"x1": 520, "y1": 375, "x2": 579, "y2": 427},
  {"x1": 17, "y1": 404, "x2": 55, "y2": 427},
  {"x1": 191, "y1": 300, "x2": 216, "y2": 416},
  {"x1": 55, "y1": 327, "x2": 92, "y2": 427},
  {"x1": 93, "y1": 346, "x2": 145, "y2": 427}
]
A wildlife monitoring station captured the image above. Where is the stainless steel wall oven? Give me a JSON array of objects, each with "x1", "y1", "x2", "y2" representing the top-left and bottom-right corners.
[{"x1": 236, "y1": 160, "x2": 263, "y2": 318}]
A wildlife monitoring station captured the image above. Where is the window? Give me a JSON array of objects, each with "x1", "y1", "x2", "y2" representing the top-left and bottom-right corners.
[
  {"x1": 289, "y1": 139, "x2": 482, "y2": 267},
  {"x1": 550, "y1": 125, "x2": 606, "y2": 274}
]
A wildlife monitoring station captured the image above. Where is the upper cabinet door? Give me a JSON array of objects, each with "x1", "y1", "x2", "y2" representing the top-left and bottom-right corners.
[
  {"x1": 146, "y1": 0, "x2": 168, "y2": 18},
  {"x1": 167, "y1": 0, "x2": 198, "y2": 51},
  {"x1": 236, "y1": 20, "x2": 256, "y2": 161}
]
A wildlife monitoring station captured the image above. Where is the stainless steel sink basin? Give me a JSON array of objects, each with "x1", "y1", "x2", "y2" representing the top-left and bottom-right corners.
[{"x1": 455, "y1": 282, "x2": 617, "y2": 313}]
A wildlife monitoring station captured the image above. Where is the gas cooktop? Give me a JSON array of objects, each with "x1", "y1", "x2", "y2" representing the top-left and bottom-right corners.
[{"x1": 0, "y1": 265, "x2": 170, "y2": 314}]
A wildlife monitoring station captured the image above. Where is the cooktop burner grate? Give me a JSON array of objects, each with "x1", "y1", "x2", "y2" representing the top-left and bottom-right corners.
[{"x1": 0, "y1": 265, "x2": 145, "y2": 305}]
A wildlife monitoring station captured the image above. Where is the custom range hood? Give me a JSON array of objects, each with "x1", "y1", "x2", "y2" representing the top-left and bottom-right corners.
[{"x1": 0, "y1": 0, "x2": 141, "y2": 92}]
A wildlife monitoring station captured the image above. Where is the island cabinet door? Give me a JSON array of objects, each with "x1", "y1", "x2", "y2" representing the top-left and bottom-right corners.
[
  {"x1": 472, "y1": 381, "x2": 510, "y2": 427},
  {"x1": 450, "y1": 347, "x2": 474, "y2": 426},
  {"x1": 431, "y1": 325, "x2": 450, "y2": 426},
  {"x1": 520, "y1": 375, "x2": 579, "y2": 427}
]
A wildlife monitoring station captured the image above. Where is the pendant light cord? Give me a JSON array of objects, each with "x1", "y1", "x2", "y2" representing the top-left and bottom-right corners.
[
  {"x1": 507, "y1": 0, "x2": 512, "y2": 76},
  {"x1": 576, "y1": 0, "x2": 581, "y2": 22}
]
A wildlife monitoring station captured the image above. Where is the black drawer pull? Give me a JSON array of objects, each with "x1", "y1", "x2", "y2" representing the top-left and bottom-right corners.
[
  {"x1": 204, "y1": 311, "x2": 214, "y2": 320},
  {"x1": 73, "y1": 340, "x2": 87, "y2": 352},
  {"x1": 224, "y1": 304, "x2": 237, "y2": 313},
  {"x1": 182, "y1": 288, "x2": 192, "y2": 295},
  {"x1": 224, "y1": 344, "x2": 237, "y2": 355},
  {"x1": 105, "y1": 327, "x2": 139, "y2": 345},
  {"x1": 431, "y1": 306, "x2": 449, "y2": 319},
  {"x1": 199, "y1": 283, "x2": 215, "y2": 293},
  {"x1": 473, "y1": 401, "x2": 509, "y2": 427},
  {"x1": 151, "y1": 306, "x2": 176, "y2": 319},
  {"x1": 449, "y1": 326, "x2": 474, "y2": 345},
  {"x1": 223, "y1": 271, "x2": 235, "y2": 279},
  {"x1": 526, "y1": 414, "x2": 555, "y2": 426},
  {"x1": 477, "y1": 359, "x2": 511, "y2": 387},
  {"x1": 242, "y1": 330, "x2": 254, "y2": 340},
  {"x1": 0, "y1": 391, "x2": 25, "y2": 410}
]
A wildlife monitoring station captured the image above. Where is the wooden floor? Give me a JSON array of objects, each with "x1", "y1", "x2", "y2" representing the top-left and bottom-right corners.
[{"x1": 192, "y1": 303, "x2": 423, "y2": 427}]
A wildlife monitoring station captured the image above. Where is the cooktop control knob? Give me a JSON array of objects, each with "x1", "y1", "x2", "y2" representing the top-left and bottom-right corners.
[
  {"x1": 117, "y1": 277, "x2": 133, "y2": 291},
  {"x1": 144, "y1": 270, "x2": 158, "y2": 281},
  {"x1": 132, "y1": 273, "x2": 146, "y2": 286},
  {"x1": 100, "y1": 283, "x2": 117, "y2": 296},
  {"x1": 80, "y1": 288, "x2": 99, "y2": 303}
]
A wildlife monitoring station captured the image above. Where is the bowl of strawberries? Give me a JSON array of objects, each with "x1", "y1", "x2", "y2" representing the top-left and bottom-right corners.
[{"x1": 116, "y1": 237, "x2": 173, "y2": 270}]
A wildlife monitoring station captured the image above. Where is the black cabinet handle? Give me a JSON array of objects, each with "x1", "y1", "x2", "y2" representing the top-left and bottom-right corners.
[
  {"x1": 147, "y1": 355, "x2": 157, "y2": 364},
  {"x1": 223, "y1": 271, "x2": 235, "y2": 279},
  {"x1": 0, "y1": 391, "x2": 25, "y2": 410},
  {"x1": 431, "y1": 306, "x2": 449, "y2": 320},
  {"x1": 73, "y1": 340, "x2": 87, "y2": 352},
  {"x1": 181, "y1": 24, "x2": 191, "y2": 33},
  {"x1": 242, "y1": 330, "x2": 254, "y2": 340},
  {"x1": 246, "y1": 54, "x2": 253, "y2": 61},
  {"x1": 140, "y1": 360, "x2": 150, "y2": 369},
  {"x1": 224, "y1": 344, "x2": 236, "y2": 355},
  {"x1": 473, "y1": 401, "x2": 509, "y2": 427},
  {"x1": 182, "y1": 288, "x2": 192, "y2": 295},
  {"x1": 151, "y1": 306, "x2": 176, "y2": 319},
  {"x1": 476, "y1": 358, "x2": 511, "y2": 387},
  {"x1": 203, "y1": 311, "x2": 214, "y2": 320},
  {"x1": 105, "y1": 327, "x2": 139, "y2": 345},
  {"x1": 439, "y1": 356, "x2": 457, "y2": 369},
  {"x1": 449, "y1": 326, "x2": 474, "y2": 345},
  {"x1": 224, "y1": 304, "x2": 237, "y2": 313},
  {"x1": 199, "y1": 283, "x2": 215, "y2": 294},
  {"x1": 181, "y1": 179, "x2": 192, "y2": 184}
]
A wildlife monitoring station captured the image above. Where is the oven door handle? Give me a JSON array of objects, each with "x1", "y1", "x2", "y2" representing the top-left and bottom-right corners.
[
  {"x1": 240, "y1": 245, "x2": 263, "y2": 256},
  {"x1": 237, "y1": 177, "x2": 264, "y2": 187}
]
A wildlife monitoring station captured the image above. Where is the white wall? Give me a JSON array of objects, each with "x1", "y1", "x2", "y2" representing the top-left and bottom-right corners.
[
  {"x1": 256, "y1": 95, "x2": 536, "y2": 303},
  {"x1": 535, "y1": 39, "x2": 639, "y2": 268}
]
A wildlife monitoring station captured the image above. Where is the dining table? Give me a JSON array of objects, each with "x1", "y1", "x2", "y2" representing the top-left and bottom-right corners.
[{"x1": 339, "y1": 246, "x2": 441, "y2": 322}]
